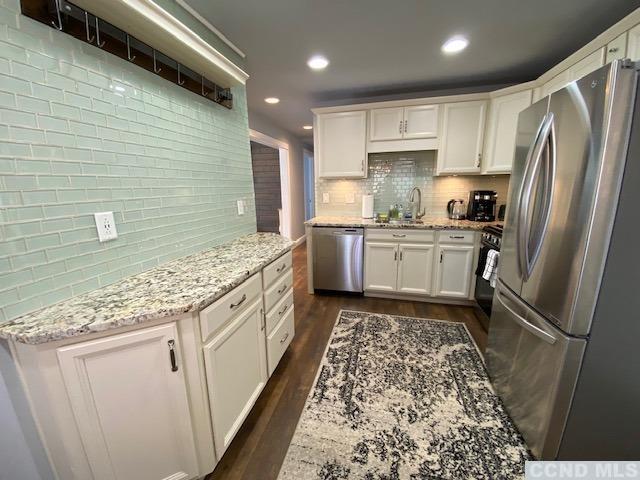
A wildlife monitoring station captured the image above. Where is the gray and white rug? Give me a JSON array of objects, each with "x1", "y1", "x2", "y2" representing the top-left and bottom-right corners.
[{"x1": 278, "y1": 310, "x2": 530, "y2": 479}]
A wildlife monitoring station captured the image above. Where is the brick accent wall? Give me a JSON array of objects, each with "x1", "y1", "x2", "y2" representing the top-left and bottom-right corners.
[{"x1": 250, "y1": 142, "x2": 281, "y2": 233}]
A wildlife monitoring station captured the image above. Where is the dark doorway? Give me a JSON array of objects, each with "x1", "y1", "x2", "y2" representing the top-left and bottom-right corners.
[{"x1": 250, "y1": 141, "x2": 282, "y2": 233}]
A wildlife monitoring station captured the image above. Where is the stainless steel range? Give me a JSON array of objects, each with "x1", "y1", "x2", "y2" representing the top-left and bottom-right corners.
[{"x1": 475, "y1": 224, "x2": 503, "y2": 322}]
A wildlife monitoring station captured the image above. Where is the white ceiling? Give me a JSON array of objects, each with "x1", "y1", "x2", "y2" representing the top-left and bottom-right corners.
[{"x1": 184, "y1": 0, "x2": 639, "y2": 140}]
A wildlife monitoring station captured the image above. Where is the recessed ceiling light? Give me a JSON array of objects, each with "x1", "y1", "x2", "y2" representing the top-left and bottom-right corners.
[
  {"x1": 441, "y1": 36, "x2": 469, "y2": 54},
  {"x1": 307, "y1": 55, "x2": 329, "y2": 70},
  {"x1": 303, "y1": 125, "x2": 313, "y2": 130},
  {"x1": 264, "y1": 97, "x2": 280, "y2": 104}
]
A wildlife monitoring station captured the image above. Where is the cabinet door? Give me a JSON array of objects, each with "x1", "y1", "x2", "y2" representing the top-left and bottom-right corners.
[
  {"x1": 397, "y1": 243, "x2": 434, "y2": 295},
  {"x1": 57, "y1": 323, "x2": 198, "y2": 480},
  {"x1": 437, "y1": 101, "x2": 486, "y2": 174},
  {"x1": 317, "y1": 111, "x2": 367, "y2": 178},
  {"x1": 627, "y1": 24, "x2": 640, "y2": 61},
  {"x1": 568, "y1": 48, "x2": 605, "y2": 82},
  {"x1": 369, "y1": 107, "x2": 404, "y2": 141},
  {"x1": 435, "y1": 244, "x2": 475, "y2": 298},
  {"x1": 203, "y1": 298, "x2": 267, "y2": 459},
  {"x1": 483, "y1": 90, "x2": 532, "y2": 174},
  {"x1": 403, "y1": 105, "x2": 438, "y2": 139},
  {"x1": 606, "y1": 32, "x2": 627, "y2": 63},
  {"x1": 541, "y1": 69, "x2": 572, "y2": 98},
  {"x1": 364, "y1": 242, "x2": 398, "y2": 292}
]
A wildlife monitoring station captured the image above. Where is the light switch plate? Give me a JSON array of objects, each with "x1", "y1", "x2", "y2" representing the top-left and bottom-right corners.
[
  {"x1": 345, "y1": 192, "x2": 355, "y2": 204},
  {"x1": 322, "y1": 192, "x2": 330, "y2": 204},
  {"x1": 237, "y1": 199, "x2": 245, "y2": 215},
  {"x1": 94, "y1": 212, "x2": 118, "y2": 242}
]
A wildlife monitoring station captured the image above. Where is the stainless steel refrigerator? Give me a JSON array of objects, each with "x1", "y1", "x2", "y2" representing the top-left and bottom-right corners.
[{"x1": 486, "y1": 59, "x2": 640, "y2": 460}]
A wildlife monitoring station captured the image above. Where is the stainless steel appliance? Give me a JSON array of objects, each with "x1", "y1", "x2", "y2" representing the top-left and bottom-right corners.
[
  {"x1": 475, "y1": 224, "x2": 503, "y2": 322},
  {"x1": 447, "y1": 199, "x2": 466, "y2": 219},
  {"x1": 486, "y1": 60, "x2": 640, "y2": 460},
  {"x1": 467, "y1": 190, "x2": 497, "y2": 221},
  {"x1": 312, "y1": 227, "x2": 364, "y2": 292}
]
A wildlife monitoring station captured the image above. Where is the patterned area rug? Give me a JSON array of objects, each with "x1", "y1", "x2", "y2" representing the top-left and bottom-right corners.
[{"x1": 277, "y1": 310, "x2": 530, "y2": 479}]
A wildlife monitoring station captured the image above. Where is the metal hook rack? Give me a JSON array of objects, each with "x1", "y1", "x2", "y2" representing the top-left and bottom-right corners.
[
  {"x1": 177, "y1": 64, "x2": 185, "y2": 85},
  {"x1": 84, "y1": 11, "x2": 94, "y2": 43},
  {"x1": 126, "y1": 34, "x2": 136, "y2": 62},
  {"x1": 51, "y1": 0, "x2": 63, "y2": 30},
  {"x1": 95, "y1": 17, "x2": 105, "y2": 48},
  {"x1": 153, "y1": 50, "x2": 162, "y2": 74}
]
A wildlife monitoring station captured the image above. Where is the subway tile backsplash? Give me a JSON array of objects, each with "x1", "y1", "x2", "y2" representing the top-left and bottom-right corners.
[
  {"x1": 315, "y1": 151, "x2": 510, "y2": 217},
  {"x1": 0, "y1": 3, "x2": 256, "y2": 323}
]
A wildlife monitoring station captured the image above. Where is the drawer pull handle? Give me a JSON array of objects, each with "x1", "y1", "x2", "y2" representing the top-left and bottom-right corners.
[
  {"x1": 276, "y1": 263, "x2": 286, "y2": 273},
  {"x1": 277, "y1": 284, "x2": 287, "y2": 295},
  {"x1": 230, "y1": 294, "x2": 247, "y2": 309},
  {"x1": 449, "y1": 235, "x2": 465, "y2": 239},
  {"x1": 392, "y1": 234, "x2": 406, "y2": 238},
  {"x1": 168, "y1": 339, "x2": 178, "y2": 372},
  {"x1": 278, "y1": 304, "x2": 288, "y2": 316},
  {"x1": 280, "y1": 332, "x2": 289, "y2": 344}
]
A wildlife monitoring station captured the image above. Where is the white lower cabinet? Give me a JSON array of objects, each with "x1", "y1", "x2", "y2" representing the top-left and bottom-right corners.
[
  {"x1": 397, "y1": 243, "x2": 434, "y2": 295},
  {"x1": 434, "y1": 244, "x2": 475, "y2": 298},
  {"x1": 364, "y1": 242, "x2": 399, "y2": 292},
  {"x1": 203, "y1": 297, "x2": 267, "y2": 459},
  {"x1": 57, "y1": 323, "x2": 199, "y2": 480}
]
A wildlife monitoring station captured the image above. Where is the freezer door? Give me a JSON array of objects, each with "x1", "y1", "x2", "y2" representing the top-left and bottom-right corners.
[
  {"x1": 486, "y1": 281, "x2": 586, "y2": 460},
  {"x1": 519, "y1": 62, "x2": 636, "y2": 335},
  {"x1": 498, "y1": 98, "x2": 549, "y2": 295}
]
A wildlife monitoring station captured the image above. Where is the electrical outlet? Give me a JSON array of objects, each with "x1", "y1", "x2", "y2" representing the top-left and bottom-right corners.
[
  {"x1": 345, "y1": 192, "x2": 355, "y2": 204},
  {"x1": 94, "y1": 212, "x2": 118, "y2": 242},
  {"x1": 237, "y1": 199, "x2": 245, "y2": 215},
  {"x1": 322, "y1": 192, "x2": 330, "y2": 204}
]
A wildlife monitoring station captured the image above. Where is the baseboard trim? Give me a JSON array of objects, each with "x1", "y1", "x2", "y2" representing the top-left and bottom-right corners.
[
  {"x1": 364, "y1": 291, "x2": 476, "y2": 306},
  {"x1": 293, "y1": 234, "x2": 306, "y2": 248}
]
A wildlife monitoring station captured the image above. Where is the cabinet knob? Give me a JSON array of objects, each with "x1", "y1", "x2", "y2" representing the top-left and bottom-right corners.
[
  {"x1": 399, "y1": 120, "x2": 403, "y2": 133},
  {"x1": 609, "y1": 47, "x2": 619, "y2": 53},
  {"x1": 404, "y1": 119, "x2": 408, "y2": 133}
]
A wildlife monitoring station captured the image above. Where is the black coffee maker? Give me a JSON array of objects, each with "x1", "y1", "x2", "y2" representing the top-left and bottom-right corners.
[{"x1": 467, "y1": 190, "x2": 497, "y2": 222}]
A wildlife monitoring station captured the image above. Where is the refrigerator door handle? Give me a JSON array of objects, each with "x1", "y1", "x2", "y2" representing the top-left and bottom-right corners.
[
  {"x1": 495, "y1": 290, "x2": 558, "y2": 345},
  {"x1": 518, "y1": 113, "x2": 555, "y2": 281},
  {"x1": 526, "y1": 113, "x2": 556, "y2": 276}
]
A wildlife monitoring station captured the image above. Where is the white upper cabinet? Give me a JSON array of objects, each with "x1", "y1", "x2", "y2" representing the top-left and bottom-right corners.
[
  {"x1": 540, "y1": 69, "x2": 571, "y2": 98},
  {"x1": 627, "y1": 24, "x2": 640, "y2": 61},
  {"x1": 568, "y1": 48, "x2": 605, "y2": 82},
  {"x1": 606, "y1": 32, "x2": 628, "y2": 63},
  {"x1": 483, "y1": 90, "x2": 532, "y2": 174},
  {"x1": 369, "y1": 107, "x2": 405, "y2": 141},
  {"x1": 437, "y1": 101, "x2": 487, "y2": 175},
  {"x1": 369, "y1": 105, "x2": 438, "y2": 142},
  {"x1": 57, "y1": 323, "x2": 199, "y2": 480},
  {"x1": 316, "y1": 111, "x2": 367, "y2": 178},
  {"x1": 403, "y1": 105, "x2": 439, "y2": 139}
]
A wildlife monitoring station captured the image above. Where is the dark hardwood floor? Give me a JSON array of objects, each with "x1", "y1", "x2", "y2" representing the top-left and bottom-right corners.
[{"x1": 206, "y1": 243, "x2": 488, "y2": 480}]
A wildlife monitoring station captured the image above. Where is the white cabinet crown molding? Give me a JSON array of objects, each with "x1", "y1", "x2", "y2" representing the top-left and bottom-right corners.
[{"x1": 72, "y1": 0, "x2": 249, "y2": 87}]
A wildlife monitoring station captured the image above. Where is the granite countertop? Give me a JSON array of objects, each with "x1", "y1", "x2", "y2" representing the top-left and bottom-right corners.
[
  {"x1": 0, "y1": 233, "x2": 293, "y2": 345},
  {"x1": 305, "y1": 215, "x2": 501, "y2": 230}
]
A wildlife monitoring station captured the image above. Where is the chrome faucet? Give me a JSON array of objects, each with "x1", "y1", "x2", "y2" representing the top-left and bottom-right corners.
[{"x1": 408, "y1": 187, "x2": 425, "y2": 220}]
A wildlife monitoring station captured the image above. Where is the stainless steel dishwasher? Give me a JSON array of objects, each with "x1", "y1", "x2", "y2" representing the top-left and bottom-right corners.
[{"x1": 312, "y1": 227, "x2": 364, "y2": 292}]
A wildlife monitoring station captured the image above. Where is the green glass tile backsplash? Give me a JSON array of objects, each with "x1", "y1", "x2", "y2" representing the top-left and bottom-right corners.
[{"x1": 0, "y1": 1, "x2": 257, "y2": 322}]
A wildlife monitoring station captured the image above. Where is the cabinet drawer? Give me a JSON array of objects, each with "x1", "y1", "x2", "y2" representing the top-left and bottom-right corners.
[
  {"x1": 263, "y1": 251, "x2": 292, "y2": 289},
  {"x1": 366, "y1": 228, "x2": 435, "y2": 243},
  {"x1": 437, "y1": 230, "x2": 476, "y2": 245},
  {"x1": 265, "y1": 288, "x2": 293, "y2": 335},
  {"x1": 200, "y1": 273, "x2": 262, "y2": 342},
  {"x1": 264, "y1": 268, "x2": 293, "y2": 312},
  {"x1": 267, "y1": 306, "x2": 295, "y2": 376}
]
